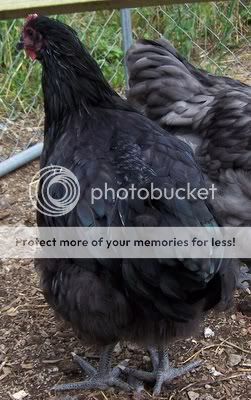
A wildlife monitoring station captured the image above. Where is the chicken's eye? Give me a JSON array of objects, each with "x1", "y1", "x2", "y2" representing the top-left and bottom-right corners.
[{"x1": 26, "y1": 28, "x2": 34, "y2": 38}]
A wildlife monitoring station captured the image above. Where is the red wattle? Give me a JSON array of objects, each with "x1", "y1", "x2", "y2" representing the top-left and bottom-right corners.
[{"x1": 26, "y1": 48, "x2": 37, "y2": 61}]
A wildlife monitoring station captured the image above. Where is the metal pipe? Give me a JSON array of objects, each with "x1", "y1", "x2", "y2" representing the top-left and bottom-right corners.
[
  {"x1": 120, "y1": 8, "x2": 133, "y2": 88},
  {"x1": 0, "y1": 142, "x2": 43, "y2": 177}
]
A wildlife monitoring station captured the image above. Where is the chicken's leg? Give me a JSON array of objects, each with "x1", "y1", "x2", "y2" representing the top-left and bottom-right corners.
[
  {"x1": 148, "y1": 346, "x2": 159, "y2": 371},
  {"x1": 153, "y1": 347, "x2": 202, "y2": 395},
  {"x1": 52, "y1": 344, "x2": 132, "y2": 392},
  {"x1": 121, "y1": 345, "x2": 202, "y2": 396},
  {"x1": 237, "y1": 265, "x2": 251, "y2": 290}
]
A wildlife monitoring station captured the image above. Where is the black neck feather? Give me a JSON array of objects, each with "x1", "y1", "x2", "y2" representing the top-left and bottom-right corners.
[{"x1": 40, "y1": 38, "x2": 124, "y2": 127}]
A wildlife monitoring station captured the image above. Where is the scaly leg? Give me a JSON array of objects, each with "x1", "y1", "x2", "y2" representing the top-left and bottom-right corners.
[
  {"x1": 52, "y1": 344, "x2": 132, "y2": 392},
  {"x1": 121, "y1": 345, "x2": 202, "y2": 396},
  {"x1": 153, "y1": 346, "x2": 202, "y2": 395},
  {"x1": 148, "y1": 346, "x2": 159, "y2": 372},
  {"x1": 237, "y1": 265, "x2": 251, "y2": 290}
]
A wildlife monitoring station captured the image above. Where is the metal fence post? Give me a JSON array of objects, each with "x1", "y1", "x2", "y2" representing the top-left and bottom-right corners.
[{"x1": 120, "y1": 8, "x2": 133, "y2": 88}]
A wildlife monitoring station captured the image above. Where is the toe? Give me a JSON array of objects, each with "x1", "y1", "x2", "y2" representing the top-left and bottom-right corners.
[
  {"x1": 52, "y1": 380, "x2": 107, "y2": 391},
  {"x1": 127, "y1": 375, "x2": 145, "y2": 392},
  {"x1": 153, "y1": 378, "x2": 164, "y2": 396},
  {"x1": 109, "y1": 377, "x2": 133, "y2": 392},
  {"x1": 72, "y1": 353, "x2": 97, "y2": 376},
  {"x1": 121, "y1": 366, "x2": 155, "y2": 383}
]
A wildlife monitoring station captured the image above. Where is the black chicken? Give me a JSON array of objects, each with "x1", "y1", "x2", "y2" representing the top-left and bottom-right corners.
[
  {"x1": 18, "y1": 16, "x2": 236, "y2": 395},
  {"x1": 127, "y1": 38, "x2": 251, "y2": 286}
]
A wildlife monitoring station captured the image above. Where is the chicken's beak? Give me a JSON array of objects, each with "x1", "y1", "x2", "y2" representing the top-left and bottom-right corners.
[{"x1": 16, "y1": 37, "x2": 24, "y2": 51}]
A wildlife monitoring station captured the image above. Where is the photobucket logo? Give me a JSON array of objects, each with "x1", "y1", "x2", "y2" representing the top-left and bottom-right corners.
[
  {"x1": 91, "y1": 182, "x2": 217, "y2": 204},
  {"x1": 29, "y1": 166, "x2": 80, "y2": 217}
]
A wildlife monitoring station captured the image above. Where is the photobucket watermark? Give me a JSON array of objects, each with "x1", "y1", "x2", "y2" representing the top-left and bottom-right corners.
[
  {"x1": 29, "y1": 166, "x2": 217, "y2": 216},
  {"x1": 91, "y1": 182, "x2": 217, "y2": 204},
  {"x1": 29, "y1": 165, "x2": 80, "y2": 217}
]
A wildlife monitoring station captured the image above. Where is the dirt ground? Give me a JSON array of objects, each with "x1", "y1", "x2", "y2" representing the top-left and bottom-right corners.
[{"x1": 1, "y1": 51, "x2": 251, "y2": 400}]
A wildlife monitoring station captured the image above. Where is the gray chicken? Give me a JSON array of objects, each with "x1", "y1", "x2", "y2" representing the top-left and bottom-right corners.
[{"x1": 127, "y1": 38, "x2": 251, "y2": 286}]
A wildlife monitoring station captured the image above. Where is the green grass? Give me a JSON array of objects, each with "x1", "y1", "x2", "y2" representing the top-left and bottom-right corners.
[{"x1": 0, "y1": 0, "x2": 250, "y2": 116}]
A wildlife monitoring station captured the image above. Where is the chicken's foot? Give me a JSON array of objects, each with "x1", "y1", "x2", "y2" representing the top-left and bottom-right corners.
[
  {"x1": 52, "y1": 344, "x2": 132, "y2": 392},
  {"x1": 121, "y1": 345, "x2": 202, "y2": 396}
]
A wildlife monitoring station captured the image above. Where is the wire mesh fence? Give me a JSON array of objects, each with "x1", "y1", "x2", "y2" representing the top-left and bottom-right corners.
[{"x1": 0, "y1": 0, "x2": 251, "y2": 166}]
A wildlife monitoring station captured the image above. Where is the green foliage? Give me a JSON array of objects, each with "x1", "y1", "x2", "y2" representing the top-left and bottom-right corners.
[{"x1": 0, "y1": 1, "x2": 250, "y2": 116}]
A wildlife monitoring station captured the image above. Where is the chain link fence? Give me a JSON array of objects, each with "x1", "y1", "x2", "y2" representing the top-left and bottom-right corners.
[{"x1": 0, "y1": 1, "x2": 251, "y2": 170}]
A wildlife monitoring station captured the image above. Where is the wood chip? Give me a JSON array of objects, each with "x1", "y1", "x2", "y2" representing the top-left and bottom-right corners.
[{"x1": 12, "y1": 390, "x2": 28, "y2": 400}]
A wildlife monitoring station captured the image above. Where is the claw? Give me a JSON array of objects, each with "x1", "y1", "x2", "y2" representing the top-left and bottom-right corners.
[
  {"x1": 71, "y1": 352, "x2": 96, "y2": 376},
  {"x1": 127, "y1": 375, "x2": 145, "y2": 393},
  {"x1": 153, "y1": 360, "x2": 202, "y2": 396},
  {"x1": 52, "y1": 345, "x2": 133, "y2": 393},
  {"x1": 122, "y1": 346, "x2": 202, "y2": 395},
  {"x1": 52, "y1": 370, "x2": 132, "y2": 392}
]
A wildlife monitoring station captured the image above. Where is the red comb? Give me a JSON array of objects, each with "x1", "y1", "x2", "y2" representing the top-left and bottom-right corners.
[{"x1": 25, "y1": 14, "x2": 39, "y2": 22}]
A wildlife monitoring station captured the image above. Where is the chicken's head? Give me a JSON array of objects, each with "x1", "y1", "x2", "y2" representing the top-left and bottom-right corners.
[
  {"x1": 17, "y1": 14, "x2": 81, "y2": 62},
  {"x1": 17, "y1": 14, "x2": 44, "y2": 61}
]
